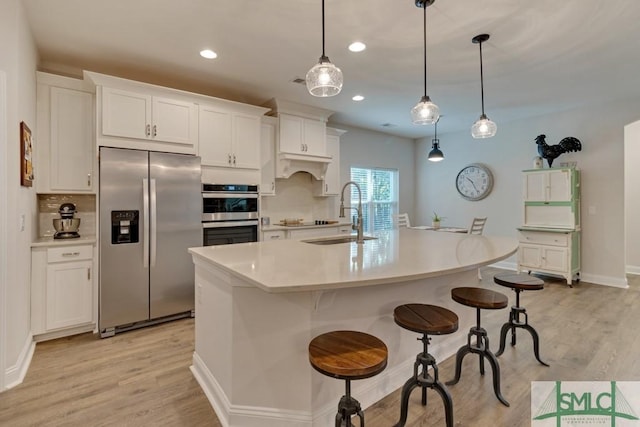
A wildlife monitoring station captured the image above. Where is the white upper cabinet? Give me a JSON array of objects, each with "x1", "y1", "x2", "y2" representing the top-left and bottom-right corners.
[
  {"x1": 101, "y1": 86, "x2": 197, "y2": 151},
  {"x1": 314, "y1": 127, "x2": 345, "y2": 196},
  {"x1": 278, "y1": 113, "x2": 327, "y2": 157},
  {"x1": 523, "y1": 168, "x2": 574, "y2": 202},
  {"x1": 260, "y1": 118, "x2": 277, "y2": 196},
  {"x1": 36, "y1": 72, "x2": 96, "y2": 193},
  {"x1": 198, "y1": 102, "x2": 267, "y2": 169}
]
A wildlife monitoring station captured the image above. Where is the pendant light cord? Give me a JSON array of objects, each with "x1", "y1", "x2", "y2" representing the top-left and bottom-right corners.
[
  {"x1": 479, "y1": 40, "x2": 485, "y2": 116},
  {"x1": 321, "y1": 0, "x2": 326, "y2": 58},
  {"x1": 422, "y1": 3, "x2": 427, "y2": 98}
]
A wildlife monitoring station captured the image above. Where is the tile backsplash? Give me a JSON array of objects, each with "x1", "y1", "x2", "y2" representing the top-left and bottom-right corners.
[{"x1": 38, "y1": 194, "x2": 96, "y2": 238}]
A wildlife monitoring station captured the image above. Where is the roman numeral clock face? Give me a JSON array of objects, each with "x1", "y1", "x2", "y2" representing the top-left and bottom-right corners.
[{"x1": 455, "y1": 163, "x2": 494, "y2": 201}]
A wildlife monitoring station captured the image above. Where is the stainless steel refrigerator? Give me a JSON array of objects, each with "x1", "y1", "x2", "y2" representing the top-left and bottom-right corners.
[{"x1": 99, "y1": 147, "x2": 201, "y2": 338}]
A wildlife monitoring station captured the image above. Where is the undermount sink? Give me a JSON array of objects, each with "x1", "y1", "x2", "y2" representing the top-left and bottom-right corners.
[{"x1": 303, "y1": 236, "x2": 377, "y2": 245}]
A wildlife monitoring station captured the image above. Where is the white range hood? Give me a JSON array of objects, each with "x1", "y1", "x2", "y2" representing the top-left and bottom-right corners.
[{"x1": 276, "y1": 152, "x2": 331, "y2": 180}]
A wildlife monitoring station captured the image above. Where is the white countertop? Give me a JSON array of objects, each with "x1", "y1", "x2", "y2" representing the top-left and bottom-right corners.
[
  {"x1": 32, "y1": 235, "x2": 97, "y2": 248},
  {"x1": 189, "y1": 228, "x2": 518, "y2": 293}
]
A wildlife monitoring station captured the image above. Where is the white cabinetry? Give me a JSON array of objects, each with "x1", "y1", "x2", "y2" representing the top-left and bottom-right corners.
[
  {"x1": 261, "y1": 230, "x2": 286, "y2": 241},
  {"x1": 279, "y1": 114, "x2": 327, "y2": 156},
  {"x1": 36, "y1": 72, "x2": 95, "y2": 193},
  {"x1": 314, "y1": 127, "x2": 345, "y2": 196},
  {"x1": 199, "y1": 103, "x2": 265, "y2": 169},
  {"x1": 523, "y1": 169, "x2": 573, "y2": 202},
  {"x1": 260, "y1": 117, "x2": 277, "y2": 196},
  {"x1": 518, "y1": 229, "x2": 580, "y2": 284},
  {"x1": 31, "y1": 244, "x2": 95, "y2": 340},
  {"x1": 101, "y1": 86, "x2": 197, "y2": 152},
  {"x1": 518, "y1": 167, "x2": 581, "y2": 285}
]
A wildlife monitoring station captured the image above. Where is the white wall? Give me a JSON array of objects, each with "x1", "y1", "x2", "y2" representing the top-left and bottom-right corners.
[
  {"x1": 416, "y1": 97, "x2": 640, "y2": 287},
  {"x1": 625, "y1": 120, "x2": 640, "y2": 274},
  {"x1": 335, "y1": 124, "x2": 416, "y2": 218},
  {"x1": 0, "y1": 0, "x2": 38, "y2": 390}
]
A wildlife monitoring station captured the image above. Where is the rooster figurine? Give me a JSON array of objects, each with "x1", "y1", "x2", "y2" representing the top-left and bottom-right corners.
[{"x1": 535, "y1": 134, "x2": 582, "y2": 167}]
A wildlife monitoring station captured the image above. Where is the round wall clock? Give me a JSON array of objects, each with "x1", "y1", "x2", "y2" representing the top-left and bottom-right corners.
[{"x1": 455, "y1": 163, "x2": 494, "y2": 201}]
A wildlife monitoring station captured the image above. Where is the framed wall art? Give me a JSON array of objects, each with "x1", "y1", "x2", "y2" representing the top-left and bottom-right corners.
[{"x1": 20, "y1": 121, "x2": 33, "y2": 187}]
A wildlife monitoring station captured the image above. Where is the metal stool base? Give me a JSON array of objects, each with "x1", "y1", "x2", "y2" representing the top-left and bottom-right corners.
[
  {"x1": 335, "y1": 380, "x2": 364, "y2": 427},
  {"x1": 495, "y1": 289, "x2": 549, "y2": 366},
  {"x1": 394, "y1": 334, "x2": 453, "y2": 427},
  {"x1": 445, "y1": 309, "x2": 509, "y2": 407}
]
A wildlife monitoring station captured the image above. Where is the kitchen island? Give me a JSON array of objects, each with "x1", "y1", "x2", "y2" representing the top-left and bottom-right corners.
[{"x1": 188, "y1": 228, "x2": 518, "y2": 427}]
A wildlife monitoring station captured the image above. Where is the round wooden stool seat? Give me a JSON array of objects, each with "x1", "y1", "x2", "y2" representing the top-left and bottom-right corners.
[
  {"x1": 451, "y1": 287, "x2": 508, "y2": 310},
  {"x1": 394, "y1": 304, "x2": 459, "y2": 335},
  {"x1": 309, "y1": 330, "x2": 388, "y2": 380},
  {"x1": 494, "y1": 272, "x2": 544, "y2": 291}
]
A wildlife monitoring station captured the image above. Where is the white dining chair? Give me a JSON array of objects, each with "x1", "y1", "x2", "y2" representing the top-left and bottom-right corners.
[
  {"x1": 468, "y1": 217, "x2": 487, "y2": 235},
  {"x1": 468, "y1": 217, "x2": 487, "y2": 279},
  {"x1": 393, "y1": 213, "x2": 411, "y2": 228}
]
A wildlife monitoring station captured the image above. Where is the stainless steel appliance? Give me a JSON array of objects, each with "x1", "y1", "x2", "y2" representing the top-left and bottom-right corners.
[
  {"x1": 202, "y1": 184, "x2": 259, "y2": 245},
  {"x1": 53, "y1": 203, "x2": 81, "y2": 239},
  {"x1": 99, "y1": 147, "x2": 201, "y2": 338}
]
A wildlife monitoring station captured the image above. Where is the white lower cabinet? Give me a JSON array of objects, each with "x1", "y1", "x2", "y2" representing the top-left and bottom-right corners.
[
  {"x1": 32, "y1": 244, "x2": 95, "y2": 340},
  {"x1": 261, "y1": 230, "x2": 286, "y2": 241},
  {"x1": 261, "y1": 225, "x2": 352, "y2": 241},
  {"x1": 517, "y1": 229, "x2": 580, "y2": 284}
]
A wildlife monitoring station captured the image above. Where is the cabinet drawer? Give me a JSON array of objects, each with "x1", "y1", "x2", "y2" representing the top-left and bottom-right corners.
[
  {"x1": 519, "y1": 231, "x2": 569, "y2": 247},
  {"x1": 262, "y1": 230, "x2": 286, "y2": 241},
  {"x1": 47, "y1": 245, "x2": 93, "y2": 263}
]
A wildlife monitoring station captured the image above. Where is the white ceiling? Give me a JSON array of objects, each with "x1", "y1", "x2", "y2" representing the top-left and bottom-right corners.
[{"x1": 22, "y1": 0, "x2": 640, "y2": 138}]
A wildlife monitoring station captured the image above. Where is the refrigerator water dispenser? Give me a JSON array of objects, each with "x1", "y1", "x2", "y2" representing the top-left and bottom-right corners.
[{"x1": 111, "y1": 210, "x2": 139, "y2": 244}]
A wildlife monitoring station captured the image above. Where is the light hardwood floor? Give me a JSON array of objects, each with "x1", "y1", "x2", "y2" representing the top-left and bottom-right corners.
[{"x1": 1, "y1": 269, "x2": 639, "y2": 426}]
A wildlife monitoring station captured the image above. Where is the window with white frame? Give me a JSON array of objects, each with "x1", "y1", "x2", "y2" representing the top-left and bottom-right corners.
[{"x1": 349, "y1": 167, "x2": 399, "y2": 233}]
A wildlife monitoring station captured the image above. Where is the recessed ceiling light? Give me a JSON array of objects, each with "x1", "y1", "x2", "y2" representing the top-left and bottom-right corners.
[
  {"x1": 352, "y1": 95, "x2": 365, "y2": 101},
  {"x1": 200, "y1": 49, "x2": 218, "y2": 59},
  {"x1": 348, "y1": 42, "x2": 366, "y2": 52}
]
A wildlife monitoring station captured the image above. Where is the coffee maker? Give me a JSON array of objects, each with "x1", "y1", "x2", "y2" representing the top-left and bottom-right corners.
[{"x1": 53, "y1": 203, "x2": 81, "y2": 239}]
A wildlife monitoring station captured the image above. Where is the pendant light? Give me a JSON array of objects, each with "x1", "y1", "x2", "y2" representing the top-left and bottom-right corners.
[
  {"x1": 411, "y1": 0, "x2": 439, "y2": 125},
  {"x1": 306, "y1": 0, "x2": 343, "y2": 97},
  {"x1": 428, "y1": 117, "x2": 444, "y2": 162},
  {"x1": 471, "y1": 34, "x2": 497, "y2": 138}
]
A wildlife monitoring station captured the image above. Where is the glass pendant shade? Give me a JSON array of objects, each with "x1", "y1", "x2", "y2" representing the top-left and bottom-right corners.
[
  {"x1": 411, "y1": 96, "x2": 440, "y2": 125},
  {"x1": 428, "y1": 139, "x2": 444, "y2": 161},
  {"x1": 471, "y1": 114, "x2": 497, "y2": 139},
  {"x1": 306, "y1": 56, "x2": 343, "y2": 97}
]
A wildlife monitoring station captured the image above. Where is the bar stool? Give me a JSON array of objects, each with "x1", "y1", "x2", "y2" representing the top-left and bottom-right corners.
[
  {"x1": 309, "y1": 330, "x2": 388, "y2": 427},
  {"x1": 446, "y1": 287, "x2": 510, "y2": 407},
  {"x1": 494, "y1": 272, "x2": 549, "y2": 366},
  {"x1": 393, "y1": 304, "x2": 458, "y2": 427}
]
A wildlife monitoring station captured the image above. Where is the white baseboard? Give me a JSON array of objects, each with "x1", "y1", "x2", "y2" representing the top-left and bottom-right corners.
[
  {"x1": 191, "y1": 352, "x2": 313, "y2": 427},
  {"x1": 626, "y1": 265, "x2": 640, "y2": 276},
  {"x1": 489, "y1": 262, "x2": 628, "y2": 288},
  {"x1": 3, "y1": 333, "x2": 35, "y2": 390}
]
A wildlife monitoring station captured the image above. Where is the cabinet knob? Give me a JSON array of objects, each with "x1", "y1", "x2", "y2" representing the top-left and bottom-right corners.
[
  {"x1": 228, "y1": 154, "x2": 232, "y2": 165},
  {"x1": 146, "y1": 124, "x2": 151, "y2": 137},
  {"x1": 87, "y1": 174, "x2": 91, "y2": 187},
  {"x1": 152, "y1": 125, "x2": 157, "y2": 137},
  {"x1": 62, "y1": 252, "x2": 80, "y2": 257},
  {"x1": 233, "y1": 154, "x2": 236, "y2": 165},
  {"x1": 271, "y1": 182, "x2": 275, "y2": 190}
]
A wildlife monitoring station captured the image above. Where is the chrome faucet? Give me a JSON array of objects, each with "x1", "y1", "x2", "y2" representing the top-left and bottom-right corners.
[{"x1": 339, "y1": 181, "x2": 364, "y2": 244}]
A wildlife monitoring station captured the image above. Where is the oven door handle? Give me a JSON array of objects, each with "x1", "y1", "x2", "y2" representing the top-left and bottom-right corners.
[
  {"x1": 202, "y1": 193, "x2": 258, "y2": 199},
  {"x1": 202, "y1": 221, "x2": 259, "y2": 228}
]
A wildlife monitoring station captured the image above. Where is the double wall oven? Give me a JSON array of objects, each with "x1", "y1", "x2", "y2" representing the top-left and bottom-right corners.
[{"x1": 202, "y1": 184, "x2": 259, "y2": 246}]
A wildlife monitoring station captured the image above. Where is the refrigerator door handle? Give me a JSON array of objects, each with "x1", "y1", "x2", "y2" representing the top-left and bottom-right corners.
[
  {"x1": 150, "y1": 178, "x2": 157, "y2": 267},
  {"x1": 143, "y1": 178, "x2": 150, "y2": 268}
]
